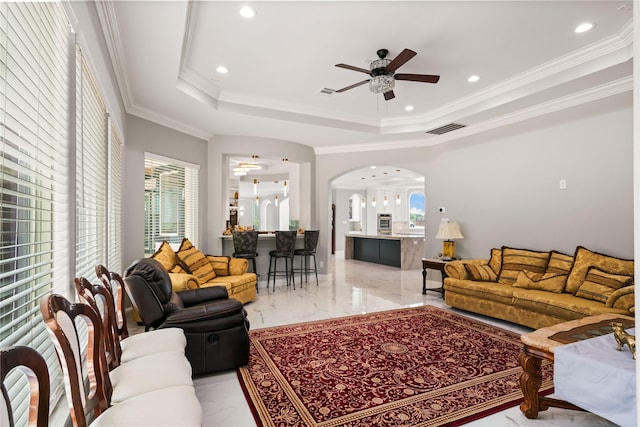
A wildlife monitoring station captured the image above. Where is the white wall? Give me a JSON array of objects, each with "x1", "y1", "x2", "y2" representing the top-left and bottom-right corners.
[
  {"x1": 316, "y1": 92, "x2": 634, "y2": 273},
  {"x1": 123, "y1": 115, "x2": 208, "y2": 267},
  {"x1": 206, "y1": 135, "x2": 316, "y2": 255}
]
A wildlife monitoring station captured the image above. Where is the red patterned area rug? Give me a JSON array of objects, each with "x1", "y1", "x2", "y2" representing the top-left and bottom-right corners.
[{"x1": 237, "y1": 305, "x2": 553, "y2": 427}]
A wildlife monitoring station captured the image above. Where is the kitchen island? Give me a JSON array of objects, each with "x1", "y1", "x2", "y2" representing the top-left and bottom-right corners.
[{"x1": 344, "y1": 234, "x2": 424, "y2": 270}]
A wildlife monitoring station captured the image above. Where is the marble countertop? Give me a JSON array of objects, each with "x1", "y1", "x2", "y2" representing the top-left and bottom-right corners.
[
  {"x1": 220, "y1": 233, "x2": 303, "y2": 239},
  {"x1": 345, "y1": 234, "x2": 424, "y2": 240}
]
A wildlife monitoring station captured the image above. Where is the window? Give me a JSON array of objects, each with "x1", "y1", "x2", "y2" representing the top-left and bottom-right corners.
[
  {"x1": 409, "y1": 191, "x2": 425, "y2": 227},
  {"x1": 0, "y1": 2, "x2": 71, "y2": 424},
  {"x1": 0, "y1": 4, "x2": 123, "y2": 426},
  {"x1": 76, "y1": 46, "x2": 108, "y2": 280},
  {"x1": 144, "y1": 153, "x2": 199, "y2": 253}
]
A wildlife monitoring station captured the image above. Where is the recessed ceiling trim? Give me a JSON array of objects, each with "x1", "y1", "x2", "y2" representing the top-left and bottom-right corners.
[
  {"x1": 315, "y1": 76, "x2": 632, "y2": 155},
  {"x1": 379, "y1": 20, "x2": 633, "y2": 134}
]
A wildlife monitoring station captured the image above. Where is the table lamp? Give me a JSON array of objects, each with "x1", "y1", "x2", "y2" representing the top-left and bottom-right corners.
[{"x1": 435, "y1": 220, "x2": 464, "y2": 260}]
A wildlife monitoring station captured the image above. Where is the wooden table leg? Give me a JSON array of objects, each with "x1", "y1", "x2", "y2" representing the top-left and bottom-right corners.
[
  {"x1": 422, "y1": 266, "x2": 427, "y2": 295},
  {"x1": 518, "y1": 348, "x2": 543, "y2": 419}
]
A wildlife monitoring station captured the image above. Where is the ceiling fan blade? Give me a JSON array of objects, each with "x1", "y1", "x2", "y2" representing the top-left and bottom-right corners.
[
  {"x1": 395, "y1": 73, "x2": 440, "y2": 84},
  {"x1": 335, "y1": 79, "x2": 370, "y2": 93},
  {"x1": 335, "y1": 63, "x2": 371, "y2": 74},
  {"x1": 383, "y1": 91, "x2": 395, "y2": 101},
  {"x1": 386, "y1": 49, "x2": 417, "y2": 72}
]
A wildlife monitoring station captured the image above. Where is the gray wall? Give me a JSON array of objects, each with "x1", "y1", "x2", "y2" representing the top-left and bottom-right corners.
[
  {"x1": 123, "y1": 115, "x2": 208, "y2": 267},
  {"x1": 316, "y1": 92, "x2": 634, "y2": 272}
]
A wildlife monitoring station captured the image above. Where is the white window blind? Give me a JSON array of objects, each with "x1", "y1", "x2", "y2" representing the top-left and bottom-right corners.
[
  {"x1": 107, "y1": 119, "x2": 122, "y2": 273},
  {"x1": 0, "y1": 2, "x2": 70, "y2": 425},
  {"x1": 75, "y1": 46, "x2": 107, "y2": 280},
  {"x1": 144, "y1": 154, "x2": 199, "y2": 253}
]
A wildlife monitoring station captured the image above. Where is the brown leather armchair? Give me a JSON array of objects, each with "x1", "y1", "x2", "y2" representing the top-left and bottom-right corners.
[{"x1": 123, "y1": 258, "x2": 250, "y2": 375}]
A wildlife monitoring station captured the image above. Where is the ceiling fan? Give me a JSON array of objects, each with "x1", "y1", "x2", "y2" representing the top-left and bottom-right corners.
[{"x1": 335, "y1": 48, "x2": 440, "y2": 101}]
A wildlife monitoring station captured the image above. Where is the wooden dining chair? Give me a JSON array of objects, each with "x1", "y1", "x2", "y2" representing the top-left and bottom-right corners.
[
  {"x1": 1, "y1": 346, "x2": 50, "y2": 427},
  {"x1": 40, "y1": 293, "x2": 201, "y2": 427}
]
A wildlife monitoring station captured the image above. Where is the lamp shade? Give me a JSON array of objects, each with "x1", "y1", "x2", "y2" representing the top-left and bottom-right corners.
[{"x1": 435, "y1": 221, "x2": 464, "y2": 240}]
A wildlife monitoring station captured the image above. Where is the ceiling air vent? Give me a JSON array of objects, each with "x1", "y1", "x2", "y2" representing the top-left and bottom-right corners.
[
  {"x1": 319, "y1": 88, "x2": 335, "y2": 95},
  {"x1": 426, "y1": 123, "x2": 466, "y2": 135}
]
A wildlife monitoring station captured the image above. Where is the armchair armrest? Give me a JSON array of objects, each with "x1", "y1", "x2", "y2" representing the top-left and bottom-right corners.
[
  {"x1": 168, "y1": 273, "x2": 200, "y2": 291},
  {"x1": 163, "y1": 299, "x2": 244, "y2": 325},
  {"x1": 444, "y1": 259, "x2": 489, "y2": 280},
  {"x1": 606, "y1": 285, "x2": 635, "y2": 314},
  {"x1": 229, "y1": 258, "x2": 248, "y2": 275},
  {"x1": 177, "y1": 286, "x2": 229, "y2": 307}
]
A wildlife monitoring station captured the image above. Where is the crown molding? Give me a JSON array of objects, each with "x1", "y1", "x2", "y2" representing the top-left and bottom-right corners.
[
  {"x1": 94, "y1": 0, "x2": 134, "y2": 112},
  {"x1": 127, "y1": 103, "x2": 211, "y2": 141},
  {"x1": 380, "y1": 19, "x2": 634, "y2": 134},
  {"x1": 314, "y1": 76, "x2": 632, "y2": 155}
]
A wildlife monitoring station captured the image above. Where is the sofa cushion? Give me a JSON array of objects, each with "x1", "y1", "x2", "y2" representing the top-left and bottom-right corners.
[
  {"x1": 464, "y1": 264, "x2": 497, "y2": 282},
  {"x1": 488, "y1": 248, "x2": 502, "y2": 275},
  {"x1": 207, "y1": 256, "x2": 230, "y2": 276},
  {"x1": 565, "y1": 246, "x2": 634, "y2": 295},
  {"x1": 575, "y1": 268, "x2": 633, "y2": 303},
  {"x1": 151, "y1": 241, "x2": 187, "y2": 273},
  {"x1": 177, "y1": 238, "x2": 217, "y2": 283},
  {"x1": 443, "y1": 278, "x2": 516, "y2": 306},
  {"x1": 511, "y1": 288, "x2": 629, "y2": 321},
  {"x1": 498, "y1": 247, "x2": 550, "y2": 284},
  {"x1": 545, "y1": 251, "x2": 574, "y2": 276},
  {"x1": 511, "y1": 271, "x2": 566, "y2": 293}
]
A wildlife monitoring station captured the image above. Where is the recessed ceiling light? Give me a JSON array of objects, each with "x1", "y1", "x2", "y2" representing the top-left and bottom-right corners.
[
  {"x1": 404, "y1": 105, "x2": 414, "y2": 111},
  {"x1": 370, "y1": 165, "x2": 376, "y2": 169},
  {"x1": 575, "y1": 22, "x2": 594, "y2": 33},
  {"x1": 216, "y1": 66, "x2": 228, "y2": 74},
  {"x1": 468, "y1": 75, "x2": 480, "y2": 83},
  {"x1": 239, "y1": 6, "x2": 255, "y2": 18}
]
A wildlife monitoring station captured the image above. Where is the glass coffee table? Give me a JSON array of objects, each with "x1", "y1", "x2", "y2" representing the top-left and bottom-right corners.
[{"x1": 518, "y1": 313, "x2": 635, "y2": 419}]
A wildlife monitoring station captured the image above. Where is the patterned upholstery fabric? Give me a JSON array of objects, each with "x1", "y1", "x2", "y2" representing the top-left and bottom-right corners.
[
  {"x1": 511, "y1": 271, "x2": 566, "y2": 293},
  {"x1": 232, "y1": 231, "x2": 258, "y2": 256},
  {"x1": 177, "y1": 238, "x2": 216, "y2": 283},
  {"x1": 545, "y1": 251, "x2": 574, "y2": 276},
  {"x1": 564, "y1": 246, "x2": 634, "y2": 295},
  {"x1": 606, "y1": 286, "x2": 635, "y2": 311},
  {"x1": 575, "y1": 268, "x2": 633, "y2": 303},
  {"x1": 207, "y1": 256, "x2": 230, "y2": 276},
  {"x1": 464, "y1": 264, "x2": 498, "y2": 282},
  {"x1": 488, "y1": 248, "x2": 502, "y2": 275},
  {"x1": 151, "y1": 241, "x2": 186, "y2": 273},
  {"x1": 498, "y1": 247, "x2": 550, "y2": 284}
]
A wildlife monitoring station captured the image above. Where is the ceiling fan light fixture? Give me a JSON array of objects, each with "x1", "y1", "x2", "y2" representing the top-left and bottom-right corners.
[{"x1": 369, "y1": 75, "x2": 395, "y2": 94}]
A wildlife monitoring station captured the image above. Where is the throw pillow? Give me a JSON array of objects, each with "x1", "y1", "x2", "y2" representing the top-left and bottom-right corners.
[
  {"x1": 151, "y1": 241, "x2": 186, "y2": 273},
  {"x1": 564, "y1": 246, "x2": 634, "y2": 295},
  {"x1": 208, "y1": 256, "x2": 230, "y2": 277},
  {"x1": 488, "y1": 248, "x2": 502, "y2": 275},
  {"x1": 545, "y1": 251, "x2": 574, "y2": 276},
  {"x1": 512, "y1": 270, "x2": 567, "y2": 293},
  {"x1": 464, "y1": 263, "x2": 498, "y2": 282},
  {"x1": 575, "y1": 267, "x2": 633, "y2": 303},
  {"x1": 176, "y1": 238, "x2": 216, "y2": 283},
  {"x1": 498, "y1": 247, "x2": 550, "y2": 284}
]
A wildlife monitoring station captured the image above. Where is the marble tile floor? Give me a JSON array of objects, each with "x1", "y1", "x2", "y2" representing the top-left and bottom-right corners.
[{"x1": 150, "y1": 255, "x2": 618, "y2": 427}]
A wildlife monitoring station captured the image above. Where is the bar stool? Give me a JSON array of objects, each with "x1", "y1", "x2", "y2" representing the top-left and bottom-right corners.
[
  {"x1": 267, "y1": 230, "x2": 297, "y2": 292},
  {"x1": 232, "y1": 230, "x2": 259, "y2": 293},
  {"x1": 294, "y1": 230, "x2": 319, "y2": 286}
]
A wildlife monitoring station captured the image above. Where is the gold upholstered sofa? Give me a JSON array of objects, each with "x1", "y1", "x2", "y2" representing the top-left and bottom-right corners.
[
  {"x1": 443, "y1": 246, "x2": 634, "y2": 329},
  {"x1": 150, "y1": 238, "x2": 257, "y2": 304}
]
